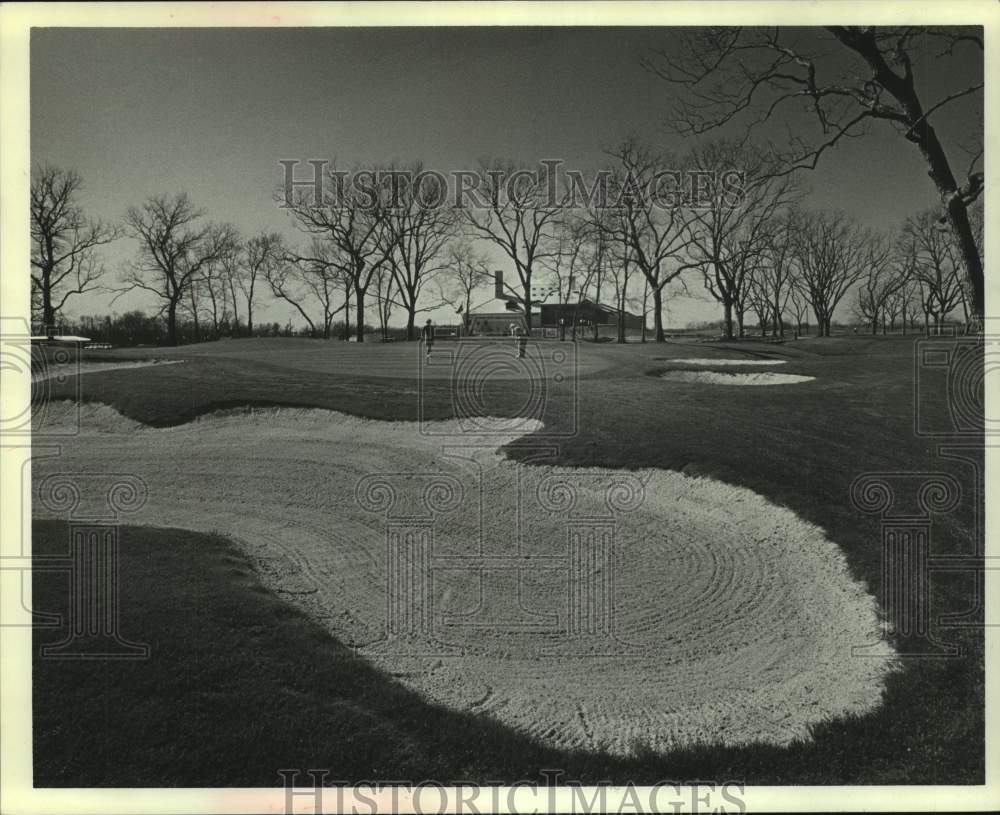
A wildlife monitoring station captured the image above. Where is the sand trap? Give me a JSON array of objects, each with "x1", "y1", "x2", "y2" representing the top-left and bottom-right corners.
[
  {"x1": 32, "y1": 402, "x2": 893, "y2": 755},
  {"x1": 666, "y1": 358, "x2": 787, "y2": 366},
  {"x1": 662, "y1": 370, "x2": 814, "y2": 386},
  {"x1": 31, "y1": 359, "x2": 183, "y2": 384}
]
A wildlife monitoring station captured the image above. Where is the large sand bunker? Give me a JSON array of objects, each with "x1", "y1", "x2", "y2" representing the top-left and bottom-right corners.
[
  {"x1": 661, "y1": 370, "x2": 815, "y2": 386},
  {"x1": 33, "y1": 403, "x2": 892, "y2": 755}
]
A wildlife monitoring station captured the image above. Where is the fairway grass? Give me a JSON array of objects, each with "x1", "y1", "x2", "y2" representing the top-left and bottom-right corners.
[{"x1": 31, "y1": 336, "x2": 984, "y2": 783}]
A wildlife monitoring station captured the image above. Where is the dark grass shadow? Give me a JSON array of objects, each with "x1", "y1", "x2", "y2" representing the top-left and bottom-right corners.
[{"x1": 32, "y1": 519, "x2": 983, "y2": 787}]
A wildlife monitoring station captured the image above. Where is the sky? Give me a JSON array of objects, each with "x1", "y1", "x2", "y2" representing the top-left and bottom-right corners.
[{"x1": 30, "y1": 26, "x2": 984, "y2": 329}]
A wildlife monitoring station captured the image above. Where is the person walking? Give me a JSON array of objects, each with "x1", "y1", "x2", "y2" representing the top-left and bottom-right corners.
[
  {"x1": 511, "y1": 323, "x2": 528, "y2": 359},
  {"x1": 421, "y1": 319, "x2": 435, "y2": 362}
]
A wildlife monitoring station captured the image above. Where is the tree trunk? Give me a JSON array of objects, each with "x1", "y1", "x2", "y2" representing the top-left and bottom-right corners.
[
  {"x1": 723, "y1": 299, "x2": 734, "y2": 340},
  {"x1": 42, "y1": 280, "x2": 55, "y2": 330},
  {"x1": 833, "y1": 30, "x2": 984, "y2": 327},
  {"x1": 189, "y1": 285, "x2": 201, "y2": 343},
  {"x1": 343, "y1": 287, "x2": 352, "y2": 340},
  {"x1": 652, "y1": 286, "x2": 665, "y2": 342},
  {"x1": 813, "y1": 307, "x2": 824, "y2": 338},
  {"x1": 940, "y1": 179, "x2": 983, "y2": 326},
  {"x1": 355, "y1": 287, "x2": 365, "y2": 343},
  {"x1": 641, "y1": 280, "x2": 649, "y2": 343},
  {"x1": 167, "y1": 299, "x2": 179, "y2": 346},
  {"x1": 913, "y1": 132, "x2": 983, "y2": 324},
  {"x1": 406, "y1": 310, "x2": 416, "y2": 342},
  {"x1": 228, "y1": 279, "x2": 240, "y2": 337},
  {"x1": 523, "y1": 283, "x2": 533, "y2": 332}
]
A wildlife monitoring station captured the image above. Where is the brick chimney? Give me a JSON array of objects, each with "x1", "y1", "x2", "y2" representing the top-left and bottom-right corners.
[{"x1": 494, "y1": 270, "x2": 504, "y2": 299}]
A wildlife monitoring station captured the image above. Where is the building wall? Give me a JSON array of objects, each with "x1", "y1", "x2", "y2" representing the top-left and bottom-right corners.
[
  {"x1": 540, "y1": 302, "x2": 644, "y2": 330},
  {"x1": 467, "y1": 313, "x2": 528, "y2": 335}
]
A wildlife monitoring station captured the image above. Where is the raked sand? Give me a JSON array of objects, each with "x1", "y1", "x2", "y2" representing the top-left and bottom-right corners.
[
  {"x1": 661, "y1": 370, "x2": 816, "y2": 386},
  {"x1": 33, "y1": 402, "x2": 894, "y2": 755},
  {"x1": 665, "y1": 358, "x2": 788, "y2": 366}
]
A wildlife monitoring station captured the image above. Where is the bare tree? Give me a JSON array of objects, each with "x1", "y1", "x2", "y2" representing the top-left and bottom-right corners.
[
  {"x1": 683, "y1": 141, "x2": 797, "y2": 340},
  {"x1": 540, "y1": 213, "x2": 593, "y2": 305},
  {"x1": 30, "y1": 165, "x2": 120, "y2": 329},
  {"x1": 853, "y1": 234, "x2": 910, "y2": 335},
  {"x1": 269, "y1": 241, "x2": 349, "y2": 339},
  {"x1": 747, "y1": 275, "x2": 773, "y2": 337},
  {"x1": 645, "y1": 26, "x2": 984, "y2": 324},
  {"x1": 283, "y1": 162, "x2": 395, "y2": 342},
  {"x1": 883, "y1": 282, "x2": 910, "y2": 333},
  {"x1": 230, "y1": 231, "x2": 284, "y2": 337},
  {"x1": 464, "y1": 159, "x2": 562, "y2": 331},
  {"x1": 197, "y1": 253, "x2": 234, "y2": 339},
  {"x1": 439, "y1": 241, "x2": 492, "y2": 332},
  {"x1": 788, "y1": 282, "x2": 811, "y2": 337},
  {"x1": 574, "y1": 224, "x2": 610, "y2": 341},
  {"x1": 384, "y1": 165, "x2": 455, "y2": 340},
  {"x1": 599, "y1": 140, "x2": 696, "y2": 341},
  {"x1": 903, "y1": 209, "x2": 967, "y2": 332},
  {"x1": 792, "y1": 210, "x2": 880, "y2": 336},
  {"x1": 121, "y1": 194, "x2": 236, "y2": 345},
  {"x1": 576, "y1": 217, "x2": 619, "y2": 342},
  {"x1": 902, "y1": 279, "x2": 925, "y2": 334},
  {"x1": 371, "y1": 265, "x2": 396, "y2": 341},
  {"x1": 755, "y1": 215, "x2": 798, "y2": 337}
]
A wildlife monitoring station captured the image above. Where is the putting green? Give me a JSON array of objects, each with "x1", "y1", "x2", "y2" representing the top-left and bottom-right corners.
[{"x1": 149, "y1": 337, "x2": 616, "y2": 380}]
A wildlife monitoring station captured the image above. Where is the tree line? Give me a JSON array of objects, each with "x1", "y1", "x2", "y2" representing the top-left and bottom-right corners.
[
  {"x1": 30, "y1": 28, "x2": 982, "y2": 345},
  {"x1": 29, "y1": 150, "x2": 980, "y2": 345}
]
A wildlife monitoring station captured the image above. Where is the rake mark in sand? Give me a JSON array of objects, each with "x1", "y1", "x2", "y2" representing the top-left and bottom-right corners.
[{"x1": 33, "y1": 402, "x2": 894, "y2": 756}]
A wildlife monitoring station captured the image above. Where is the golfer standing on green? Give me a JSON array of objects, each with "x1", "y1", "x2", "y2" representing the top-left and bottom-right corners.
[{"x1": 421, "y1": 319, "x2": 435, "y2": 362}]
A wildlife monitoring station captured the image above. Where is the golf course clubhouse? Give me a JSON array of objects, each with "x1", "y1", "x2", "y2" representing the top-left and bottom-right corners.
[{"x1": 540, "y1": 299, "x2": 645, "y2": 331}]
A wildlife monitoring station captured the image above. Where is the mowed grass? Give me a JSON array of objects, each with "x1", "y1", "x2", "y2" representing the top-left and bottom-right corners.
[{"x1": 33, "y1": 335, "x2": 983, "y2": 785}]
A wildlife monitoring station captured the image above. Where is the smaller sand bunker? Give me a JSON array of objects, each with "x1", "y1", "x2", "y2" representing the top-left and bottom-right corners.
[
  {"x1": 666, "y1": 358, "x2": 787, "y2": 366},
  {"x1": 662, "y1": 370, "x2": 814, "y2": 386},
  {"x1": 32, "y1": 359, "x2": 183, "y2": 384}
]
